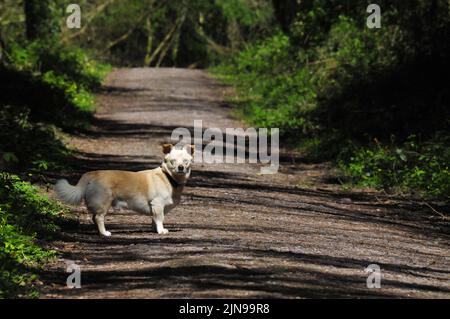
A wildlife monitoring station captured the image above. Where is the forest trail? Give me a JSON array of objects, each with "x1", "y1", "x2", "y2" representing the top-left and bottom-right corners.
[{"x1": 41, "y1": 68, "x2": 449, "y2": 298}]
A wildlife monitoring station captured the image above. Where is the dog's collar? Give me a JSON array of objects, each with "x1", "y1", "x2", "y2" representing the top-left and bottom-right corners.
[{"x1": 162, "y1": 169, "x2": 185, "y2": 189}]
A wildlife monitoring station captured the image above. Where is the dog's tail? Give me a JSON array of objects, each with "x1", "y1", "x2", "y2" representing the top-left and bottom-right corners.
[{"x1": 54, "y1": 175, "x2": 90, "y2": 205}]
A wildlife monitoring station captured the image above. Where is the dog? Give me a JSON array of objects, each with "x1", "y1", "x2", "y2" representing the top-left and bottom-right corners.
[{"x1": 54, "y1": 143, "x2": 193, "y2": 236}]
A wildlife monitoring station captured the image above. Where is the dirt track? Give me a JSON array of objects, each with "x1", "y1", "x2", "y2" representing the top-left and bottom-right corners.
[{"x1": 41, "y1": 68, "x2": 450, "y2": 298}]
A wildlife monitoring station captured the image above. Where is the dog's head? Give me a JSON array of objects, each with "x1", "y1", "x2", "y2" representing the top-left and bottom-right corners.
[{"x1": 161, "y1": 143, "x2": 194, "y2": 176}]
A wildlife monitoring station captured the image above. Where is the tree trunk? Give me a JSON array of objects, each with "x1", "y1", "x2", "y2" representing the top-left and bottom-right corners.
[
  {"x1": 0, "y1": 26, "x2": 6, "y2": 64},
  {"x1": 24, "y1": 0, "x2": 59, "y2": 41},
  {"x1": 271, "y1": 0, "x2": 301, "y2": 33}
]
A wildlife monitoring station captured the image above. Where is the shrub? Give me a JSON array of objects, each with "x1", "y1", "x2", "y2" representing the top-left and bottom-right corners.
[
  {"x1": 0, "y1": 214, "x2": 55, "y2": 298},
  {"x1": 41, "y1": 70, "x2": 95, "y2": 112},
  {"x1": 213, "y1": 1, "x2": 450, "y2": 198},
  {"x1": 0, "y1": 173, "x2": 67, "y2": 298},
  {"x1": 339, "y1": 135, "x2": 450, "y2": 199},
  {"x1": 2, "y1": 41, "x2": 110, "y2": 123},
  {"x1": 8, "y1": 41, "x2": 110, "y2": 91},
  {"x1": 0, "y1": 173, "x2": 65, "y2": 235},
  {"x1": 0, "y1": 104, "x2": 70, "y2": 173}
]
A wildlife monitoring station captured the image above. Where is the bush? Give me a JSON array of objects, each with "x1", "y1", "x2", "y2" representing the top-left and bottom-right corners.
[
  {"x1": 37, "y1": 44, "x2": 110, "y2": 91},
  {"x1": 41, "y1": 70, "x2": 96, "y2": 112},
  {"x1": 212, "y1": 34, "x2": 313, "y2": 137},
  {"x1": 0, "y1": 215, "x2": 55, "y2": 298},
  {"x1": 2, "y1": 41, "x2": 110, "y2": 122},
  {"x1": 0, "y1": 40, "x2": 110, "y2": 172},
  {"x1": 8, "y1": 41, "x2": 110, "y2": 91},
  {"x1": 339, "y1": 135, "x2": 450, "y2": 199},
  {"x1": 0, "y1": 173, "x2": 67, "y2": 298},
  {"x1": 213, "y1": 1, "x2": 450, "y2": 198},
  {"x1": 0, "y1": 104, "x2": 70, "y2": 173},
  {"x1": 0, "y1": 174, "x2": 65, "y2": 235}
]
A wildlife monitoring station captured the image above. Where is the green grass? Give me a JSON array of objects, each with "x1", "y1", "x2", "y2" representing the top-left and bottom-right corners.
[{"x1": 0, "y1": 173, "x2": 68, "y2": 298}]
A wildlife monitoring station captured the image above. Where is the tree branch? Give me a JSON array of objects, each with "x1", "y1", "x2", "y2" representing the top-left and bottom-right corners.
[
  {"x1": 145, "y1": 14, "x2": 182, "y2": 67},
  {"x1": 195, "y1": 24, "x2": 231, "y2": 55},
  {"x1": 155, "y1": 9, "x2": 187, "y2": 67},
  {"x1": 102, "y1": 10, "x2": 150, "y2": 53},
  {"x1": 143, "y1": 16, "x2": 154, "y2": 67},
  {"x1": 62, "y1": 0, "x2": 117, "y2": 43}
]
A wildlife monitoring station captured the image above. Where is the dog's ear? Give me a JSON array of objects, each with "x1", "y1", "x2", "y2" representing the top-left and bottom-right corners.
[
  {"x1": 162, "y1": 143, "x2": 173, "y2": 154},
  {"x1": 185, "y1": 144, "x2": 195, "y2": 157}
]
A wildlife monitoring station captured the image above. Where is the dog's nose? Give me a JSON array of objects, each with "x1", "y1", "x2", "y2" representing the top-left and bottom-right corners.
[{"x1": 178, "y1": 165, "x2": 184, "y2": 171}]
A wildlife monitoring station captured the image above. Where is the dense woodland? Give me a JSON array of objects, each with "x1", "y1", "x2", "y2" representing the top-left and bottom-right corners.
[{"x1": 0, "y1": 0, "x2": 449, "y2": 298}]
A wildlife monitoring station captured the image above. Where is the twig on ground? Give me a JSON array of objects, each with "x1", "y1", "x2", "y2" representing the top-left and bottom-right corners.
[{"x1": 421, "y1": 202, "x2": 448, "y2": 220}]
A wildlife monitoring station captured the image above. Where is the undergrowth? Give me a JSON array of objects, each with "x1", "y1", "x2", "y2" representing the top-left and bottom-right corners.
[
  {"x1": 212, "y1": 1, "x2": 450, "y2": 199},
  {"x1": 0, "y1": 173, "x2": 68, "y2": 298},
  {"x1": 0, "y1": 40, "x2": 109, "y2": 298}
]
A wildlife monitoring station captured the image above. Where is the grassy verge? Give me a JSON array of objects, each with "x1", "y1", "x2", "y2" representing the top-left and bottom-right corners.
[
  {"x1": 2, "y1": 41, "x2": 110, "y2": 125},
  {"x1": 0, "y1": 41, "x2": 110, "y2": 298},
  {"x1": 0, "y1": 173, "x2": 69, "y2": 298},
  {"x1": 1, "y1": 40, "x2": 110, "y2": 172}
]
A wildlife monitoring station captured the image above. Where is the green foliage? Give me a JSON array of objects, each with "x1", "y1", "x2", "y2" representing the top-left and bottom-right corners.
[
  {"x1": 212, "y1": 34, "x2": 310, "y2": 137},
  {"x1": 217, "y1": 0, "x2": 273, "y2": 28},
  {"x1": 0, "y1": 41, "x2": 110, "y2": 172},
  {"x1": 23, "y1": 0, "x2": 61, "y2": 41},
  {"x1": 0, "y1": 219, "x2": 50, "y2": 299},
  {"x1": 8, "y1": 40, "x2": 110, "y2": 99},
  {"x1": 340, "y1": 135, "x2": 450, "y2": 199},
  {"x1": 0, "y1": 0, "x2": 108, "y2": 298},
  {"x1": 41, "y1": 70, "x2": 95, "y2": 112},
  {"x1": 59, "y1": 0, "x2": 273, "y2": 67},
  {"x1": 0, "y1": 105, "x2": 70, "y2": 173},
  {"x1": 214, "y1": 0, "x2": 450, "y2": 198},
  {"x1": 0, "y1": 173, "x2": 66, "y2": 298},
  {"x1": 26, "y1": 41, "x2": 109, "y2": 91},
  {"x1": 0, "y1": 173, "x2": 65, "y2": 235},
  {"x1": 1, "y1": 41, "x2": 110, "y2": 127}
]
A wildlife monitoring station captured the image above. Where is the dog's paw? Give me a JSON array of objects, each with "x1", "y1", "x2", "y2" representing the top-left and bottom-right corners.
[
  {"x1": 101, "y1": 231, "x2": 112, "y2": 237},
  {"x1": 158, "y1": 228, "x2": 169, "y2": 235}
]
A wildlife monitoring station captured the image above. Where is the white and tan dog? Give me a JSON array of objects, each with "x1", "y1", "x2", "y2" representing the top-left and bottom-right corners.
[{"x1": 54, "y1": 144, "x2": 193, "y2": 236}]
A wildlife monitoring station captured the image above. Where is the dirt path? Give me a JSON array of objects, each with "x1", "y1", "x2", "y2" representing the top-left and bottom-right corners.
[{"x1": 41, "y1": 68, "x2": 449, "y2": 298}]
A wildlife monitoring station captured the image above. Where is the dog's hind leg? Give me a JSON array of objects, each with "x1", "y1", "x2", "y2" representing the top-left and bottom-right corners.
[
  {"x1": 87, "y1": 206, "x2": 111, "y2": 237},
  {"x1": 94, "y1": 210, "x2": 111, "y2": 237},
  {"x1": 85, "y1": 181, "x2": 113, "y2": 237},
  {"x1": 87, "y1": 203, "x2": 111, "y2": 236}
]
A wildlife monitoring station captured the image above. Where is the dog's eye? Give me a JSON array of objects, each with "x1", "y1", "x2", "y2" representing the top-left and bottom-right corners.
[{"x1": 183, "y1": 159, "x2": 189, "y2": 164}]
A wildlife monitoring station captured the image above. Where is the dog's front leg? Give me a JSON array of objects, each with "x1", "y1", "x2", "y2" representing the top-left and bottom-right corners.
[{"x1": 151, "y1": 205, "x2": 168, "y2": 234}]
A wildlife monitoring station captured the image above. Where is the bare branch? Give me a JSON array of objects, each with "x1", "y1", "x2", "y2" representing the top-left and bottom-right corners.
[
  {"x1": 195, "y1": 24, "x2": 232, "y2": 55},
  {"x1": 145, "y1": 22, "x2": 177, "y2": 66},
  {"x1": 155, "y1": 9, "x2": 187, "y2": 67}
]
